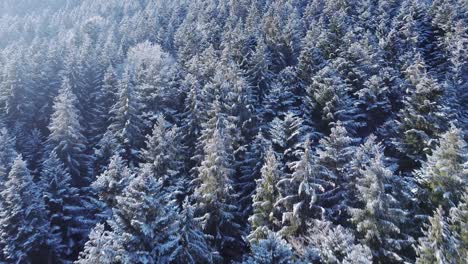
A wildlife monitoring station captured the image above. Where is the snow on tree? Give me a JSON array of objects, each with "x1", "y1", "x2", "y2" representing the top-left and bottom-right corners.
[
  {"x1": 268, "y1": 112, "x2": 304, "y2": 173},
  {"x1": 415, "y1": 207, "x2": 460, "y2": 264},
  {"x1": 350, "y1": 147, "x2": 413, "y2": 263},
  {"x1": 306, "y1": 65, "x2": 365, "y2": 134},
  {"x1": 194, "y1": 127, "x2": 244, "y2": 260},
  {"x1": 0, "y1": 127, "x2": 17, "y2": 176},
  {"x1": 248, "y1": 147, "x2": 281, "y2": 243},
  {"x1": 304, "y1": 220, "x2": 372, "y2": 264},
  {"x1": 0, "y1": 155, "x2": 49, "y2": 263},
  {"x1": 46, "y1": 77, "x2": 88, "y2": 185},
  {"x1": 91, "y1": 154, "x2": 132, "y2": 212},
  {"x1": 141, "y1": 115, "x2": 183, "y2": 196},
  {"x1": 449, "y1": 193, "x2": 468, "y2": 262},
  {"x1": 40, "y1": 150, "x2": 80, "y2": 262},
  {"x1": 238, "y1": 130, "x2": 270, "y2": 219},
  {"x1": 314, "y1": 121, "x2": 357, "y2": 222},
  {"x1": 104, "y1": 67, "x2": 144, "y2": 165},
  {"x1": 263, "y1": 67, "x2": 304, "y2": 124},
  {"x1": 168, "y1": 198, "x2": 215, "y2": 264},
  {"x1": 246, "y1": 36, "x2": 273, "y2": 105},
  {"x1": 89, "y1": 65, "x2": 118, "y2": 146},
  {"x1": 127, "y1": 41, "x2": 179, "y2": 123},
  {"x1": 244, "y1": 231, "x2": 294, "y2": 264},
  {"x1": 75, "y1": 224, "x2": 116, "y2": 264},
  {"x1": 415, "y1": 124, "x2": 467, "y2": 210},
  {"x1": 276, "y1": 137, "x2": 323, "y2": 238},
  {"x1": 106, "y1": 164, "x2": 178, "y2": 263},
  {"x1": 394, "y1": 53, "x2": 446, "y2": 168}
]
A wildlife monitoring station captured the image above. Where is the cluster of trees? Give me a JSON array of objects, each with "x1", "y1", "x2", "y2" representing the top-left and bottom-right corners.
[{"x1": 0, "y1": 0, "x2": 466, "y2": 263}]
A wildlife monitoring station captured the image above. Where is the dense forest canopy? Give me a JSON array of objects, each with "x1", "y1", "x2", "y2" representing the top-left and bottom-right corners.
[{"x1": 0, "y1": 0, "x2": 466, "y2": 263}]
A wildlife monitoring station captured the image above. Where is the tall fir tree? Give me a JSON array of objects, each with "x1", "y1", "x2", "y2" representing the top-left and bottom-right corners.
[
  {"x1": 244, "y1": 231, "x2": 294, "y2": 264},
  {"x1": 394, "y1": 53, "x2": 446, "y2": 169},
  {"x1": 91, "y1": 154, "x2": 132, "y2": 215},
  {"x1": 168, "y1": 198, "x2": 215, "y2": 264},
  {"x1": 40, "y1": 151, "x2": 79, "y2": 263},
  {"x1": 350, "y1": 147, "x2": 413, "y2": 263},
  {"x1": 449, "y1": 193, "x2": 468, "y2": 262},
  {"x1": 248, "y1": 147, "x2": 281, "y2": 243},
  {"x1": 104, "y1": 68, "x2": 144, "y2": 166},
  {"x1": 415, "y1": 124, "x2": 467, "y2": 210},
  {"x1": 47, "y1": 77, "x2": 88, "y2": 186},
  {"x1": 0, "y1": 155, "x2": 49, "y2": 263},
  {"x1": 141, "y1": 115, "x2": 183, "y2": 197},
  {"x1": 415, "y1": 207, "x2": 460, "y2": 264},
  {"x1": 194, "y1": 127, "x2": 245, "y2": 260},
  {"x1": 276, "y1": 137, "x2": 322, "y2": 239},
  {"x1": 104, "y1": 164, "x2": 178, "y2": 263}
]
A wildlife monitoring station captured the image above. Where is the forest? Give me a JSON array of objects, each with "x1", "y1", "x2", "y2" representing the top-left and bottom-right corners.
[{"x1": 0, "y1": 0, "x2": 466, "y2": 263}]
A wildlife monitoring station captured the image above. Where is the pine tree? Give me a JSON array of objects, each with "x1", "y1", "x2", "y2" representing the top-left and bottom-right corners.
[
  {"x1": 0, "y1": 155, "x2": 49, "y2": 263},
  {"x1": 169, "y1": 198, "x2": 214, "y2": 264},
  {"x1": 277, "y1": 138, "x2": 322, "y2": 238},
  {"x1": 90, "y1": 65, "x2": 118, "y2": 146},
  {"x1": 194, "y1": 127, "x2": 244, "y2": 260},
  {"x1": 105, "y1": 68, "x2": 144, "y2": 165},
  {"x1": 315, "y1": 122, "x2": 356, "y2": 222},
  {"x1": 47, "y1": 77, "x2": 88, "y2": 185},
  {"x1": 91, "y1": 154, "x2": 132, "y2": 212},
  {"x1": 238, "y1": 130, "x2": 269, "y2": 219},
  {"x1": 106, "y1": 164, "x2": 178, "y2": 263},
  {"x1": 449, "y1": 193, "x2": 468, "y2": 262},
  {"x1": 246, "y1": 36, "x2": 273, "y2": 105},
  {"x1": 40, "y1": 151, "x2": 80, "y2": 263},
  {"x1": 306, "y1": 65, "x2": 365, "y2": 134},
  {"x1": 394, "y1": 54, "x2": 446, "y2": 168},
  {"x1": 75, "y1": 224, "x2": 116, "y2": 264},
  {"x1": 415, "y1": 207, "x2": 460, "y2": 264},
  {"x1": 141, "y1": 115, "x2": 183, "y2": 195},
  {"x1": 244, "y1": 231, "x2": 294, "y2": 264},
  {"x1": 304, "y1": 220, "x2": 372, "y2": 264},
  {"x1": 350, "y1": 148, "x2": 412, "y2": 263},
  {"x1": 415, "y1": 124, "x2": 467, "y2": 210},
  {"x1": 0, "y1": 127, "x2": 17, "y2": 176},
  {"x1": 248, "y1": 147, "x2": 281, "y2": 243},
  {"x1": 268, "y1": 112, "x2": 304, "y2": 172}
]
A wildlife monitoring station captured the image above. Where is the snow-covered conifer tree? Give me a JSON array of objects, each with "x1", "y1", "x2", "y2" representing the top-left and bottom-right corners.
[
  {"x1": 248, "y1": 147, "x2": 281, "y2": 243},
  {"x1": 0, "y1": 155, "x2": 48, "y2": 263}
]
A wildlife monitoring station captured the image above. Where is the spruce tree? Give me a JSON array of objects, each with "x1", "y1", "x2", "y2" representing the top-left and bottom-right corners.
[
  {"x1": 415, "y1": 207, "x2": 460, "y2": 264},
  {"x1": 47, "y1": 77, "x2": 88, "y2": 185},
  {"x1": 105, "y1": 68, "x2": 144, "y2": 165},
  {"x1": 449, "y1": 193, "x2": 468, "y2": 262},
  {"x1": 194, "y1": 127, "x2": 244, "y2": 260},
  {"x1": 106, "y1": 164, "x2": 178, "y2": 263},
  {"x1": 0, "y1": 155, "x2": 49, "y2": 263},
  {"x1": 415, "y1": 124, "x2": 467, "y2": 210},
  {"x1": 0, "y1": 127, "x2": 17, "y2": 176},
  {"x1": 277, "y1": 137, "x2": 322, "y2": 238},
  {"x1": 394, "y1": 54, "x2": 446, "y2": 168},
  {"x1": 315, "y1": 122, "x2": 356, "y2": 222},
  {"x1": 238, "y1": 130, "x2": 269, "y2": 219},
  {"x1": 75, "y1": 224, "x2": 116, "y2": 264},
  {"x1": 244, "y1": 231, "x2": 294, "y2": 264},
  {"x1": 248, "y1": 147, "x2": 281, "y2": 243},
  {"x1": 306, "y1": 65, "x2": 365, "y2": 134},
  {"x1": 304, "y1": 220, "x2": 372, "y2": 264},
  {"x1": 350, "y1": 148, "x2": 412, "y2": 263},
  {"x1": 91, "y1": 154, "x2": 132, "y2": 212},
  {"x1": 40, "y1": 151, "x2": 79, "y2": 262},
  {"x1": 141, "y1": 115, "x2": 183, "y2": 195},
  {"x1": 169, "y1": 198, "x2": 214, "y2": 264}
]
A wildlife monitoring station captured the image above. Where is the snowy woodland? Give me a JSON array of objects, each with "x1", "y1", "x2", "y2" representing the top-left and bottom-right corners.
[{"x1": 0, "y1": 0, "x2": 466, "y2": 263}]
